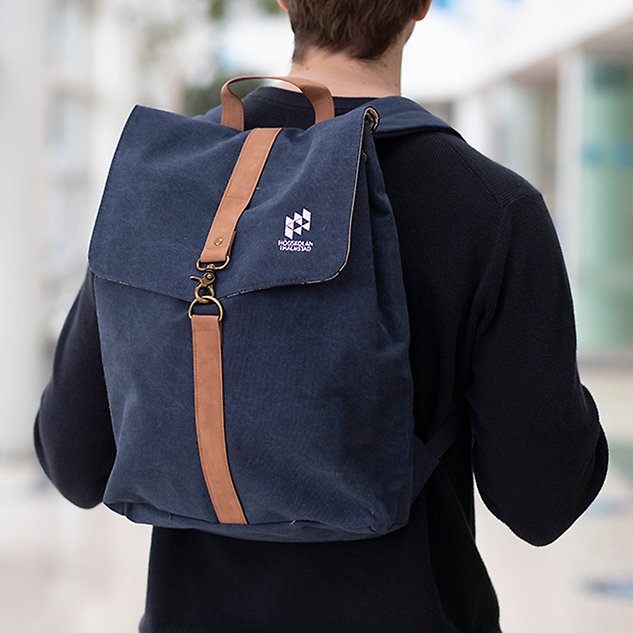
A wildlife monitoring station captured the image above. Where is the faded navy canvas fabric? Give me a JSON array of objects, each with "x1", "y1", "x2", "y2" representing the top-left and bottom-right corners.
[{"x1": 87, "y1": 94, "x2": 465, "y2": 542}]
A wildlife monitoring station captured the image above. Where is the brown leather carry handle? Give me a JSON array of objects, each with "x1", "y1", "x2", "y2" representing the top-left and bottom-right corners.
[{"x1": 220, "y1": 75, "x2": 335, "y2": 131}]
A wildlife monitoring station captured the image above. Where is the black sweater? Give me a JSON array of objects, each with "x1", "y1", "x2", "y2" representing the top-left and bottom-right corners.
[{"x1": 34, "y1": 85, "x2": 609, "y2": 633}]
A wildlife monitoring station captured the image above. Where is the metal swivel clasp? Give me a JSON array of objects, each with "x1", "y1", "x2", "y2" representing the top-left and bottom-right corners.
[{"x1": 188, "y1": 257, "x2": 230, "y2": 320}]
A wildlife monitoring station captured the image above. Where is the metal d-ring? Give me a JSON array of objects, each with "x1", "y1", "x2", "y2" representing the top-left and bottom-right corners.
[
  {"x1": 188, "y1": 294, "x2": 224, "y2": 321},
  {"x1": 364, "y1": 107, "x2": 380, "y2": 132}
]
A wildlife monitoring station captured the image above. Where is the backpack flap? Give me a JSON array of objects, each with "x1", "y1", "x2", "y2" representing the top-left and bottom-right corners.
[{"x1": 88, "y1": 104, "x2": 372, "y2": 301}]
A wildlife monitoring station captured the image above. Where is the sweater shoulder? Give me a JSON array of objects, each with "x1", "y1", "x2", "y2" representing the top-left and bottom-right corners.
[
  {"x1": 438, "y1": 131, "x2": 541, "y2": 208},
  {"x1": 379, "y1": 127, "x2": 543, "y2": 215}
]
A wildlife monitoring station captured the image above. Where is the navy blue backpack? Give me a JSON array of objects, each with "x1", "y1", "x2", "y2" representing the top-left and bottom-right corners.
[{"x1": 87, "y1": 75, "x2": 467, "y2": 542}]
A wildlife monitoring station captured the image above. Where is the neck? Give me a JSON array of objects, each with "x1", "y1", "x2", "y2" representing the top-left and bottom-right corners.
[{"x1": 277, "y1": 46, "x2": 404, "y2": 98}]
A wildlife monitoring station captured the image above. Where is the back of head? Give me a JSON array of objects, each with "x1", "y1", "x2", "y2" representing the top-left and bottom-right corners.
[{"x1": 283, "y1": 0, "x2": 424, "y2": 63}]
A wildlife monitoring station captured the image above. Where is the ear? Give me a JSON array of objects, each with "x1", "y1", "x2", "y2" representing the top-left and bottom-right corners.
[
  {"x1": 413, "y1": 0, "x2": 432, "y2": 21},
  {"x1": 277, "y1": 0, "x2": 288, "y2": 12}
]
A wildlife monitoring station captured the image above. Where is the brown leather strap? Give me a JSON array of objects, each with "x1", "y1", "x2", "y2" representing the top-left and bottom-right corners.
[
  {"x1": 199, "y1": 126, "x2": 282, "y2": 263},
  {"x1": 191, "y1": 313, "x2": 247, "y2": 524},
  {"x1": 191, "y1": 125, "x2": 284, "y2": 523},
  {"x1": 221, "y1": 74, "x2": 335, "y2": 131}
]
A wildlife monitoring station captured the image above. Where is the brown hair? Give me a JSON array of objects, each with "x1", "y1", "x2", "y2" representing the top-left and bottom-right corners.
[{"x1": 284, "y1": 0, "x2": 422, "y2": 63}]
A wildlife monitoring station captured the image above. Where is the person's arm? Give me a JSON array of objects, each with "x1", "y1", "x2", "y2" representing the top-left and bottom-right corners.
[
  {"x1": 34, "y1": 266, "x2": 116, "y2": 509},
  {"x1": 465, "y1": 190, "x2": 609, "y2": 547}
]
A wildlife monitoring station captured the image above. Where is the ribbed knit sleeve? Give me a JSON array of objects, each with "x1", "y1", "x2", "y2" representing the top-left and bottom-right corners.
[
  {"x1": 464, "y1": 190, "x2": 609, "y2": 546},
  {"x1": 33, "y1": 266, "x2": 116, "y2": 509}
]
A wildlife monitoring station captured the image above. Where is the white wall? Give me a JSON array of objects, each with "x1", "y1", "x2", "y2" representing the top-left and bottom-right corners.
[
  {"x1": 0, "y1": 0, "x2": 50, "y2": 456},
  {"x1": 0, "y1": 0, "x2": 207, "y2": 457},
  {"x1": 404, "y1": 0, "x2": 633, "y2": 100}
]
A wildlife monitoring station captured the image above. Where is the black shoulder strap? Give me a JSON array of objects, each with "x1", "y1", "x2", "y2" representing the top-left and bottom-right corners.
[
  {"x1": 411, "y1": 401, "x2": 468, "y2": 501},
  {"x1": 425, "y1": 404, "x2": 467, "y2": 460}
]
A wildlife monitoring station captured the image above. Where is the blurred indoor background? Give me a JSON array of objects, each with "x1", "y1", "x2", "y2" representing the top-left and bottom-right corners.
[{"x1": 1, "y1": 0, "x2": 632, "y2": 631}]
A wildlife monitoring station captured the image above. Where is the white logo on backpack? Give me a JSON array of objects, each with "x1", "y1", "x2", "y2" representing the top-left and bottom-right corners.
[{"x1": 278, "y1": 208, "x2": 313, "y2": 252}]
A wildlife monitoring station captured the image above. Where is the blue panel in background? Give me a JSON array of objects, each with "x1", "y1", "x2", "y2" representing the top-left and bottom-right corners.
[
  {"x1": 610, "y1": 443, "x2": 633, "y2": 486},
  {"x1": 584, "y1": 578, "x2": 633, "y2": 601},
  {"x1": 435, "y1": 0, "x2": 522, "y2": 10}
]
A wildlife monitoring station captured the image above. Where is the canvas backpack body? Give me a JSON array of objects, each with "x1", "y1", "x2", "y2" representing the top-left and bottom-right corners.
[{"x1": 87, "y1": 75, "x2": 467, "y2": 543}]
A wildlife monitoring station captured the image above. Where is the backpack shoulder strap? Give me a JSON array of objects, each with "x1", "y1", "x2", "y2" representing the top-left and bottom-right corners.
[
  {"x1": 195, "y1": 104, "x2": 223, "y2": 124},
  {"x1": 196, "y1": 95, "x2": 465, "y2": 142},
  {"x1": 423, "y1": 403, "x2": 468, "y2": 462},
  {"x1": 365, "y1": 95, "x2": 465, "y2": 141},
  {"x1": 411, "y1": 400, "x2": 469, "y2": 500}
]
